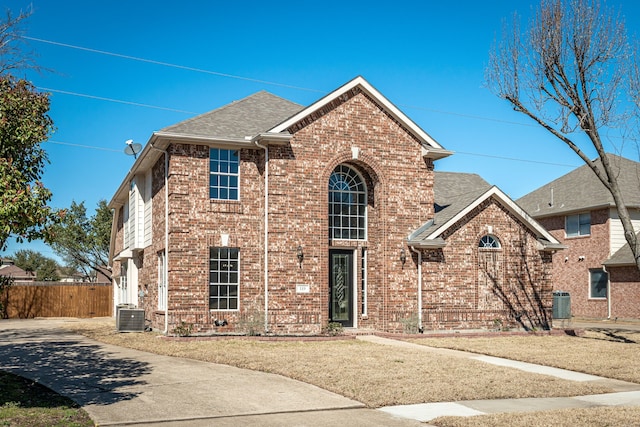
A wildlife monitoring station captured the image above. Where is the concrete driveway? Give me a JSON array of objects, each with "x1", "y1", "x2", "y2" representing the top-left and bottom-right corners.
[{"x1": 0, "y1": 318, "x2": 421, "y2": 426}]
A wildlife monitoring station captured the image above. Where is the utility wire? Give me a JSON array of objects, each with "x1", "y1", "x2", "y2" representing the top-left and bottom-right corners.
[
  {"x1": 24, "y1": 36, "x2": 326, "y2": 93},
  {"x1": 39, "y1": 87, "x2": 199, "y2": 114}
]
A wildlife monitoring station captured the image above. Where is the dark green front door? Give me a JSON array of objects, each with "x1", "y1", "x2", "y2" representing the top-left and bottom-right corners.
[{"x1": 329, "y1": 249, "x2": 353, "y2": 327}]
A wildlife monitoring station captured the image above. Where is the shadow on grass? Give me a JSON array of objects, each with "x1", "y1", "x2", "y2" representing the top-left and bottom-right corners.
[
  {"x1": 580, "y1": 327, "x2": 640, "y2": 344},
  {"x1": 0, "y1": 325, "x2": 151, "y2": 407}
]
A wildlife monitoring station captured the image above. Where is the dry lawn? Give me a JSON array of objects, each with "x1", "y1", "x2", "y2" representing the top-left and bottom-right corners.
[
  {"x1": 67, "y1": 319, "x2": 612, "y2": 408},
  {"x1": 432, "y1": 406, "x2": 640, "y2": 427},
  {"x1": 407, "y1": 329, "x2": 640, "y2": 384}
]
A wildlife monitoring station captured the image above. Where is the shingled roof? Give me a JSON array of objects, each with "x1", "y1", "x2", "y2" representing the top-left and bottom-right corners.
[
  {"x1": 517, "y1": 154, "x2": 640, "y2": 218},
  {"x1": 161, "y1": 91, "x2": 304, "y2": 140},
  {"x1": 408, "y1": 171, "x2": 562, "y2": 250}
]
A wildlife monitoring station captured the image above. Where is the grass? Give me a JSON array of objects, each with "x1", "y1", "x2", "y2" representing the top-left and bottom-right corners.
[
  {"x1": 0, "y1": 370, "x2": 94, "y2": 427},
  {"x1": 407, "y1": 328, "x2": 640, "y2": 384}
]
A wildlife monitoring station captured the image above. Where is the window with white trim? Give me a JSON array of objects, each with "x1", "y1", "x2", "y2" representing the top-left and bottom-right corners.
[
  {"x1": 479, "y1": 235, "x2": 501, "y2": 249},
  {"x1": 209, "y1": 247, "x2": 239, "y2": 310},
  {"x1": 119, "y1": 263, "x2": 129, "y2": 303},
  {"x1": 329, "y1": 164, "x2": 367, "y2": 240},
  {"x1": 158, "y1": 251, "x2": 167, "y2": 310},
  {"x1": 210, "y1": 149, "x2": 239, "y2": 200},
  {"x1": 566, "y1": 213, "x2": 591, "y2": 237},
  {"x1": 589, "y1": 268, "x2": 608, "y2": 299}
]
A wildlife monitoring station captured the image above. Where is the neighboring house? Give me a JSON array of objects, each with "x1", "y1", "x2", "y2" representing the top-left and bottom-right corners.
[
  {"x1": 517, "y1": 154, "x2": 640, "y2": 320},
  {"x1": 108, "y1": 76, "x2": 562, "y2": 335},
  {"x1": 0, "y1": 259, "x2": 36, "y2": 283}
]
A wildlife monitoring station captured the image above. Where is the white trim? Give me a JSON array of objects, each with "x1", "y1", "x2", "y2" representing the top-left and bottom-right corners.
[
  {"x1": 425, "y1": 186, "x2": 560, "y2": 245},
  {"x1": 269, "y1": 76, "x2": 444, "y2": 150}
]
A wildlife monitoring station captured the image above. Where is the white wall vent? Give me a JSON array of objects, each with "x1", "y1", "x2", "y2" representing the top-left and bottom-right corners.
[{"x1": 117, "y1": 308, "x2": 146, "y2": 332}]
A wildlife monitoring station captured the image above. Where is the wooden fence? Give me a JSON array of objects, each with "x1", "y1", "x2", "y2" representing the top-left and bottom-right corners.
[{"x1": 1, "y1": 282, "x2": 113, "y2": 319}]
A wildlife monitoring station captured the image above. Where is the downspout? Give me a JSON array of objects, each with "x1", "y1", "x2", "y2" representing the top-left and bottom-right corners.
[
  {"x1": 151, "y1": 143, "x2": 170, "y2": 334},
  {"x1": 409, "y1": 245, "x2": 423, "y2": 332},
  {"x1": 254, "y1": 140, "x2": 269, "y2": 333}
]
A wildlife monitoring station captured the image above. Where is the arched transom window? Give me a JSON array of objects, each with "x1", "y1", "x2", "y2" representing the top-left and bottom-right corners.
[
  {"x1": 479, "y1": 235, "x2": 501, "y2": 249},
  {"x1": 329, "y1": 164, "x2": 367, "y2": 240}
]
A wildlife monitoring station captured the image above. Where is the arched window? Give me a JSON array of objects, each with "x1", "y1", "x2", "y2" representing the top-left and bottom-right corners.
[
  {"x1": 479, "y1": 235, "x2": 501, "y2": 249},
  {"x1": 329, "y1": 165, "x2": 367, "y2": 240}
]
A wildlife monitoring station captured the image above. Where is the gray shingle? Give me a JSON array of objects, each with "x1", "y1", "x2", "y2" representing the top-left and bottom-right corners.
[
  {"x1": 410, "y1": 172, "x2": 491, "y2": 241},
  {"x1": 517, "y1": 154, "x2": 640, "y2": 217},
  {"x1": 161, "y1": 91, "x2": 304, "y2": 139}
]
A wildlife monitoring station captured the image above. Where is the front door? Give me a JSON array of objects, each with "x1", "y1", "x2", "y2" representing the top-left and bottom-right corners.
[{"x1": 329, "y1": 249, "x2": 354, "y2": 327}]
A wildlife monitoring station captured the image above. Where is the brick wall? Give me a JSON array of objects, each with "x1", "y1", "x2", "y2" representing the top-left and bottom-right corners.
[
  {"x1": 421, "y1": 199, "x2": 554, "y2": 331},
  {"x1": 537, "y1": 208, "x2": 609, "y2": 318},
  {"x1": 607, "y1": 266, "x2": 640, "y2": 319}
]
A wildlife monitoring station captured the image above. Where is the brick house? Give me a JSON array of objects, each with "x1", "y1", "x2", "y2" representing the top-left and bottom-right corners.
[
  {"x1": 108, "y1": 76, "x2": 562, "y2": 334},
  {"x1": 517, "y1": 154, "x2": 640, "y2": 320}
]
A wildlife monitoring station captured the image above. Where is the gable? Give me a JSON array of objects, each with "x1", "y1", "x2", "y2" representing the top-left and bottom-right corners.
[
  {"x1": 270, "y1": 76, "x2": 452, "y2": 160},
  {"x1": 409, "y1": 180, "x2": 562, "y2": 250}
]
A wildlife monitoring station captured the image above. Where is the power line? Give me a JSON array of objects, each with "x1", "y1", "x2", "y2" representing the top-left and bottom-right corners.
[
  {"x1": 24, "y1": 36, "x2": 326, "y2": 93},
  {"x1": 25, "y1": 36, "x2": 538, "y2": 127},
  {"x1": 45, "y1": 140, "x2": 121, "y2": 153},
  {"x1": 39, "y1": 87, "x2": 199, "y2": 114}
]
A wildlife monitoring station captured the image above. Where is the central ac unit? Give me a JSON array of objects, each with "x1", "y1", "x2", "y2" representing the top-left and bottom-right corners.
[{"x1": 117, "y1": 308, "x2": 146, "y2": 332}]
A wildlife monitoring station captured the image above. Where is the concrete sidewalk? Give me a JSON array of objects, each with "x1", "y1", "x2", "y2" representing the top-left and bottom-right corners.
[
  {"x1": 361, "y1": 335, "x2": 640, "y2": 423},
  {"x1": 0, "y1": 318, "x2": 421, "y2": 426}
]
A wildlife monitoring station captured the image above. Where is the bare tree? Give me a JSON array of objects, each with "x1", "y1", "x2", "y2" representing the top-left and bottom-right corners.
[
  {"x1": 0, "y1": 7, "x2": 39, "y2": 75},
  {"x1": 486, "y1": 0, "x2": 640, "y2": 271}
]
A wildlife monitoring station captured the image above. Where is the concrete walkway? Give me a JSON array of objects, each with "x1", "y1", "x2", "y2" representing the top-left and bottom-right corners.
[{"x1": 360, "y1": 334, "x2": 640, "y2": 423}]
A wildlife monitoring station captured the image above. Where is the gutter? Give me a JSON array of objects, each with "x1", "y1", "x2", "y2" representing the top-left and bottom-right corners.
[{"x1": 254, "y1": 139, "x2": 270, "y2": 333}]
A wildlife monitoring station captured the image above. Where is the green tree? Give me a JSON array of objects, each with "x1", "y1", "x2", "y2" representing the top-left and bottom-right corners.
[
  {"x1": 48, "y1": 200, "x2": 112, "y2": 281},
  {"x1": 12, "y1": 249, "x2": 60, "y2": 281},
  {"x1": 486, "y1": 0, "x2": 640, "y2": 270}
]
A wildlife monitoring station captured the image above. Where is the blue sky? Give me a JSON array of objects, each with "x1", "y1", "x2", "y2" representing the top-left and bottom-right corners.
[{"x1": 3, "y1": 0, "x2": 640, "y2": 262}]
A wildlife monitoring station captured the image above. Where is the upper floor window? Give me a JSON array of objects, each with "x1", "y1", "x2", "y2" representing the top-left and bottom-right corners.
[
  {"x1": 479, "y1": 235, "x2": 501, "y2": 249},
  {"x1": 566, "y1": 213, "x2": 590, "y2": 237},
  {"x1": 329, "y1": 164, "x2": 367, "y2": 240},
  {"x1": 210, "y1": 149, "x2": 239, "y2": 200}
]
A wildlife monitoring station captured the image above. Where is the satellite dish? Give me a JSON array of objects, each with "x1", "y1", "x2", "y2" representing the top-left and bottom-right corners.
[{"x1": 124, "y1": 139, "x2": 142, "y2": 159}]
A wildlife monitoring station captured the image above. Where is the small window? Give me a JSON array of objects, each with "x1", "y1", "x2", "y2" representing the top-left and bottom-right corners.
[
  {"x1": 210, "y1": 149, "x2": 239, "y2": 200},
  {"x1": 589, "y1": 269, "x2": 608, "y2": 299},
  {"x1": 209, "y1": 247, "x2": 239, "y2": 310},
  {"x1": 566, "y1": 213, "x2": 590, "y2": 237},
  {"x1": 158, "y1": 251, "x2": 167, "y2": 310},
  {"x1": 479, "y1": 235, "x2": 500, "y2": 249}
]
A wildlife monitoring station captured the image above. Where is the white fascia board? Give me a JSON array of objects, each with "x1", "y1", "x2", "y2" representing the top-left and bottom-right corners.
[
  {"x1": 268, "y1": 76, "x2": 445, "y2": 150},
  {"x1": 428, "y1": 186, "x2": 561, "y2": 245}
]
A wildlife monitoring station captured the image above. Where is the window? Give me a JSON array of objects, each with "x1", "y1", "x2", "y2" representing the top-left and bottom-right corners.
[
  {"x1": 329, "y1": 164, "x2": 367, "y2": 240},
  {"x1": 158, "y1": 251, "x2": 167, "y2": 310},
  {"x1": 210, "y1": 149, "x2": 239, "y2": 200},
  {"x1": 361, "y1": 247, "x2": 367, "y2": 316},
  {"x1": 566, "y1": 213, "x2": 590, "y2": 237},
  {"x1": 209, "y1": 247, "x2": 239, "y2": 310},
  {"x1": 119, "y1": 263, "x2": 128, "y2": 303},
  {"x1": 589, "y1": 269, "x2": 608, "y2": 299},
  {"x1": 479, "y1": 235, "x2": 500, "y2": 249}
]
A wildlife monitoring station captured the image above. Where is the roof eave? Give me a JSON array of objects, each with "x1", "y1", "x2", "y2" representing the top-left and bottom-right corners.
[
  {"x1": 422, "y1": 146, "x2": 453, "y2": 161},
  {"x1": 407, "y1": 238, "x2": 447, "y2": 249}
]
